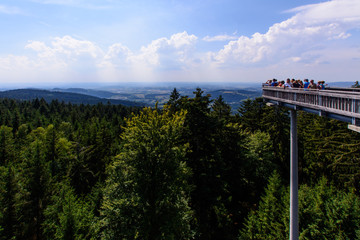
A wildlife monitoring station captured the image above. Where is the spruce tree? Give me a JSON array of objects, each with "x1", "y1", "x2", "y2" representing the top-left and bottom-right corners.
[{"x1": 101, "y1": 107, "x2": 193, "y2": 240}]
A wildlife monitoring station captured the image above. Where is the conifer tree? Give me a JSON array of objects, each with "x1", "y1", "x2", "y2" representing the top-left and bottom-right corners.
[
  {"x1": 0, "y1": 165, "x2": 18, "y2": 240},
  {"x1": 43, "y1": 183, "x2": 96, "y2": 240},
  {"x1": 18, "y1": 139, "x2": 50, "y2": 240},
  {"x1": 102, "y1": 107, "x2": 193, "y2": 240},
  {"x1": 212, "y1": 95, "x2": 231, "y2": 121},
  {"x1": 0, "y1": 126, "x2": 15, "y2": 165},
  {"x1": 239, "y1": 171, "x2": 287, "y2": 240},
  {"x1": 240, "y1": 176, "x2": 360, "y2": 240}
]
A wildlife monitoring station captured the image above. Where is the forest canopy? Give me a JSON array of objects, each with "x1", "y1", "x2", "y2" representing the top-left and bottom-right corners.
[{"x1": 0, "y1": 89, "x2": 359, "y2": 240}]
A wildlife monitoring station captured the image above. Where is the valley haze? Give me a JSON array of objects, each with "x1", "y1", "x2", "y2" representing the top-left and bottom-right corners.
[{"x1": 0, "y1": 81, "x2": 355, "y2": 112}]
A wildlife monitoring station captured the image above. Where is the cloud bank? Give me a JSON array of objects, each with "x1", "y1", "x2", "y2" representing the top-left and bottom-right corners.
[{"x1": 1, "y1": 0, "x2": 360, "y2": 85}]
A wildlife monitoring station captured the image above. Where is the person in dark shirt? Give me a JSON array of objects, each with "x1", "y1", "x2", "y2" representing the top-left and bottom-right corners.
[
  {"x1": 292, "y1": 79, "x2": 300, "y2": 88},
  {"x1": 308, "y1": 79, "x2": 317, "y2": 89}
]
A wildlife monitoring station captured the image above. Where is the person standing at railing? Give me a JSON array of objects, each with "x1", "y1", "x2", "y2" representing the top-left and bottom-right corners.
[
  {"x1": 303, "y1": 79, "x2": 310, "y2": 89},
  {"x1": 271, "y1": 79, "x2": 278, "y2": 86},
  {"x1": 318, "y1": 81, "x2": 325, "y2": 90},
  {"x1": 352, "y1": 81, "x2": 360, "y2": 88},
  {"x1": 284, "y1": 78, "x2": 292, "y2": 88},
  {"x1": 265, "y1": 79, "x2": 273, "y2": 86},
  {"x1": 293, "y1": 80, "x2": 301, "y2": 88},
  {"x1": 277, "y1": 80, "x2": 285, "y2": 88},
  {"x1": 308, "y1": 79, "x2": 317, "y2": 89}
]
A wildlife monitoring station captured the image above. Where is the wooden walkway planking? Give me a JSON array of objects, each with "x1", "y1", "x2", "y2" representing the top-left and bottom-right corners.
[{"x1": 262, "y1": 86, "x2": 360, "y2": 126}]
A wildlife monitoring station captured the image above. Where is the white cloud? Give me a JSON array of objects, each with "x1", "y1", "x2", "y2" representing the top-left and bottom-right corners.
[
  {"x1": 287, "y1": 0, "x2": 360, "y2": 24},
  {"x1": 211, "y1": 0, "x2": 360, "y2": 66},
  {"x1": 129, "y1": 31, "x2": 198, "y2": 70},
  {"x1": 0, "y1": 33, "x2": 200, "y2": 83},
  {"x1": 203, "y1": 35, "x2": 238, "y2": 42},
  {"x1": 1, "y1": 0, "x2": 360, "y2": 84},
  {"x1": 24, "y1": 36, "x2": 103, "y2": 71}
]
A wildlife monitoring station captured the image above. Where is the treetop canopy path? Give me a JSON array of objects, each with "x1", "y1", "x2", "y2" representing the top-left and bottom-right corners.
[
  {"x1": 262, "y1": 85, "x2": 360, "y2": 130},
  {"x1": 262, "y1": 85, "x2": 360, "y2": 240}
]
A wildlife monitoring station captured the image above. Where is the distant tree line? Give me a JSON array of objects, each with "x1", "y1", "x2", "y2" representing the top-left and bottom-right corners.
[{"x1": 0, "y1": 89, "x2": 359, "y2": 239}]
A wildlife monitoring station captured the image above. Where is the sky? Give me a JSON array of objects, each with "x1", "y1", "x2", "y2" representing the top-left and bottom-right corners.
[{"x1": 0, "y1": 0, "x2": 359, "y2": 87}]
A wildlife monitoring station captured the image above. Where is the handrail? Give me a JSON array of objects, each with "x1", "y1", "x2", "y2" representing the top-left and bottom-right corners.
[{"x1": 262, "y1": 86, "x2": 360, "y2": 121}]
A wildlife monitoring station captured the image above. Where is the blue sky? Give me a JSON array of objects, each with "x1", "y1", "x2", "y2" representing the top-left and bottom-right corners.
[{"x1": 0, "y1": 0, "x2": 359, "y2": 87}]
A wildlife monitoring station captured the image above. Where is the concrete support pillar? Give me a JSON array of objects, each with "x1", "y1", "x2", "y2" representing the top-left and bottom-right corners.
[{"x1": 289, "y1": 109, "x2": 299, "y2": 240}]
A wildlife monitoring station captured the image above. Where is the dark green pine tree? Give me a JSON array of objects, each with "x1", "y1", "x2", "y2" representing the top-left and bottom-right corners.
[
  {"x1": 237, "y1": 98, "x2": 265, "y2": 132},
  {"x1": 239, "y1": 171, "x2": 287, "y2": 240},
  {"x1": 18, "y1": 139, "x2": 50, "y2": 240},
  {"x1": 0, "y1": 165, "x2": 19, "y2": 240},
  {"x1": 0, "y1": 126, "x2": 15, "y2": 166},
  {"x1": 211, "y1": 95, "x2": 231, "y2": 121},
  {"x1": 167, "y1": 88, "x2": 181, "y2": 113},
  {"x1": 176, "y1": 88, "x2": 240, "y2": 239},
  {"x1": 240, "y1": 175, "x2": 360, "y2": 240}
]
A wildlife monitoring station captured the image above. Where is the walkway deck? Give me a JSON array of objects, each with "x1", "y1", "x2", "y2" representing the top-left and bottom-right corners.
[{"x1": 262, "y1": 86, "x2": 360, "y2": 126}]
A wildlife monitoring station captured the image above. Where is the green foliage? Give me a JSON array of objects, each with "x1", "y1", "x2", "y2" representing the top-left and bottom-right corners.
[
  {"x1": 240, "y1": 176, "x2": 360, "y2": 240},
  {"x1": 0, "y1": 165, "x2": 18, "y2": 240},
  {"x1": 246, "y1": 131, "x2": 276, "y2": 180},
  {"x1": 174, "y1": 88, "x2": 236, "y2": 239},
  {"x1": 0, "y1": 126, "x2": 15, "y2": 165},
  {"x1": 0, "y1": 89, "x2": 142, "y2": 106},
  {"x1": 17, "y1": 139, "x2": 51, "y2": 239},
  {"x1": 0, "y1": 98, "x2": 137, "y2": 239},
  {"x1": 101, "y1": 107, "x2": 193, "y2": 240},
  {"x1": 211, "y1": 95, "x2": 231, "y2": 121},
  {"x1": 0, "y1": 92, "x2": 359, "y2": 240},
  {"x1": 239, "y1": 171, "x2": 287, "y2": 240},
  {"x1": 299, "y1": 178, "x2": 360, "y2": 240},
  {"x1": 43, "y1": 183, "x2": 97, "y2": 240},
  {"x1": 298, "y1": 112, "x2": 360, "y2": 190},
  {"x1": 237, "y1": 98, "x2": 290, "y2": 179}
]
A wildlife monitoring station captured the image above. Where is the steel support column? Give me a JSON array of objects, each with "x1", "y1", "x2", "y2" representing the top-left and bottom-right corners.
[{"x1": 290, "y1": 109, "x2": 298, "y2": 240}]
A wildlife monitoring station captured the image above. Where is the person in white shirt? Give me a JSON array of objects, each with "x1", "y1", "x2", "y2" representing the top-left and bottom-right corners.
[{"x1": 284, "y1": 78, "x2": 292, "y2": 88}]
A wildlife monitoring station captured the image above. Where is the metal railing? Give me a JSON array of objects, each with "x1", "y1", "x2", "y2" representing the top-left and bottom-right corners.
[{"x1": 262, "y1": 86, "x2": 360, "y2": 119}]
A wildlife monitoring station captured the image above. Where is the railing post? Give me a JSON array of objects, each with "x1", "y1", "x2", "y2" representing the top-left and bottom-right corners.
[
  {"x1": 289, "y1": 109, "x2": 299, "y2": 240},
  {"x1": 352, "y1": 99, "x2": 356, "y2": 113}
]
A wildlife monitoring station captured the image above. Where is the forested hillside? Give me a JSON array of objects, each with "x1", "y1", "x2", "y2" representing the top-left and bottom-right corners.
[
  {"x1": 0, "y1": 89, "x2": 144, "y2": 107},
  {"x1": 0, "y1": 88, "x2": 359, "y2": 240}
]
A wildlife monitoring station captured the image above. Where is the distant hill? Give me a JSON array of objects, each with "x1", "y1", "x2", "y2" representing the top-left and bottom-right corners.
[
  {"x1": 53, "y1": 88, "x2": 116, "y2": 99},
  {"x1": 0, "y1": 87, "x2": 261, "y2": 111},
  {"x1": 208, "y1": 89, "x2": 262, "y2": 110},
  {"x1": 326, "y1": 82, "x2": 355, "y2": 88},
  {"x1": 0, "y1": 89, "x2": 144, "y2": 107}
]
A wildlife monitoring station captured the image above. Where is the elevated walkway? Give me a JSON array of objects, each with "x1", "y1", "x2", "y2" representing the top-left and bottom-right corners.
[
  {"x1": 262, "y1": 84, "x2": 360, "y2": 240},
  {"x1": 262, "y1": 86, "x2": 360, "y2": 126}
]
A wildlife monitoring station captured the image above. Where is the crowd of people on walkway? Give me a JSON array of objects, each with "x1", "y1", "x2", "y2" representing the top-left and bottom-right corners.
[{"x1": 265, "y1": 78, "x2": 326, "y2": 90}]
